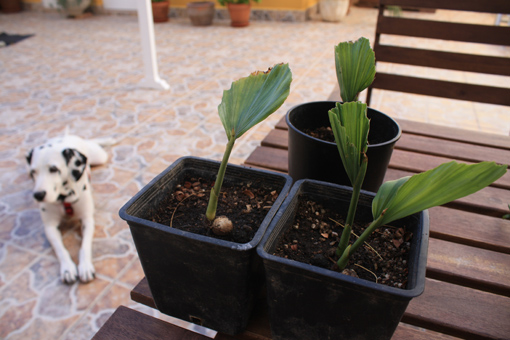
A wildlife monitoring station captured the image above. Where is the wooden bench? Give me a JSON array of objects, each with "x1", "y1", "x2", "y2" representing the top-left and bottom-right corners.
[{"x1": 366, "y1": 0, "x2": 510, "y2": 107}]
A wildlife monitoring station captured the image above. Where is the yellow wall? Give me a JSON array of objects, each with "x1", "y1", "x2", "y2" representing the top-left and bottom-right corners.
[
  {"x1": 23, "y1": 0, "x2": 318, "y2": 11},
  {"x1": 178, "y1": 1, "x2": 319, "y2": 10}
]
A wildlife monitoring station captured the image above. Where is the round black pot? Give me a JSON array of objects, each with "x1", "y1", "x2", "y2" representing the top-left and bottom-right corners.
[{"x1": 287, "y1": 101, "x2": 401, "y2": 193}]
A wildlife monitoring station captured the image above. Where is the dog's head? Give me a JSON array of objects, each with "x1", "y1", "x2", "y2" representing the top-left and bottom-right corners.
[{"x1": 26, "y1": 144, "x2": 88, "y2": 203}]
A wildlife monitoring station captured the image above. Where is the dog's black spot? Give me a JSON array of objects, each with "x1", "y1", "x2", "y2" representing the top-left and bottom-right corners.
[
  {"x1": 62, "y1": 149, "x2": 74, "y2": 165},
  {"x1": 26, "y1": 149, "x2": 33, "y2": 165},
  {"x1": 72, "y1": 169, "x2": 83, "y2": 181},
  {"x1": 58, "y1": 194, "x2": 66, "y2": 201},
  {"x1": 63, "y1": 181, "x2": 68, "y2": 186},
  {"x1": 48, "y1": 144, "x2": 52, "y2": 148},
  {"x1": 39, "y1": 146, "x2": 44, "y2": 150},
  {"x1": 83, "y1": 184, "x2": 87, "y2": 191},
  {"x1": 41, "y1": 207, "x2": 45, "y2": 212}
]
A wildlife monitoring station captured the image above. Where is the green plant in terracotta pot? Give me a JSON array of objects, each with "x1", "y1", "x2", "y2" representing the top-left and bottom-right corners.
[
  {"x1": 218, "y1": 0, "x2": 261, "y2": 27},
  {"x1": 257, "y1": 37, "x2": 507, "y2": 340}
]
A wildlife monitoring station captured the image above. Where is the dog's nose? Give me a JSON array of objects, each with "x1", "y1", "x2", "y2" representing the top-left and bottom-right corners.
[{"x1": 34, "y1": 191, "x2": 46, "y2": 202}]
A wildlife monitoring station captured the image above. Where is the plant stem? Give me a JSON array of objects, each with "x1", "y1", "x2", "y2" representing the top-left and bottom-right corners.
[
  {"x1": 336, "y1": 157, "x2": 367, "y2": 258},
  {"x1": 350, "y1": 213, "x2": 385, "y2": 254},
  {"x1": 205, "y1": 130, "x2": 236, "y2": 222}
]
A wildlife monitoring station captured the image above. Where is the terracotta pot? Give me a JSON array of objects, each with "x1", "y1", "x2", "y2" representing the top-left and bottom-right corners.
[
  {"x1": 0, "y1": 0, "x2": 22, "y2": 13},
  {"x1": 187, "y1": 1, "x2": 215, "y2": 26},
  {"x1": 227, "y1": 3, "x2": 251, "y2": 27},
  {"x1": 152, "y1": 0, "x2": 169, "y2": 23}
]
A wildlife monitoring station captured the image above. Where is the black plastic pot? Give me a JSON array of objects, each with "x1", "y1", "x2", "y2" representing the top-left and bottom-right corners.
[
  {"x1": 287, "y1": 101, "x2": 401, "y2": 192},
  {"x1": 119, "y1": 156, "x2": 292, "y2": 335},
  {"x1": 257, "y1": 179, "x2": 429, "y2": 340}
]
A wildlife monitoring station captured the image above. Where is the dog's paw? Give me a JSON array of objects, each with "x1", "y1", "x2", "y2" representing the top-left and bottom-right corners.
[
  {"x1": 78, "y1": 261, "x2": 96, "y2": 283},
  {"x1": 61, "y1": 261, "x2": 78, "y2": 284}
]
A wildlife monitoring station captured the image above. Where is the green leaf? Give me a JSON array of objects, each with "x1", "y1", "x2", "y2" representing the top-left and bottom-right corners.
[
  {"x1": 218, "y1": 63, "x2": 292, "y2": 141},
  {"x1": 328, "y1": 101, "x2": 370, "y2": 185},
  {"x1": 335, "y1": 37, "x2": 376, "y2": 102},
  {"x1": 373, "y1": 161, "x2": 507, "y2": 226}
]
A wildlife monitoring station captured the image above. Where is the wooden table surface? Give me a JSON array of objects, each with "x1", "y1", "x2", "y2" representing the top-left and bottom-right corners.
[{"x1": 93, "y1": 105, "x2": 510, "y2": 339}]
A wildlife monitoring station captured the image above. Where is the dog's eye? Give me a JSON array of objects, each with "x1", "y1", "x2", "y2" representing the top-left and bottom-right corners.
[
  {"x1": 75, "y1": 160, "x2": 82, "y2": 167},
  {"x1": 49, "y1": 166, "x2": 60, "y2": 174},
  {"x1": 29, "y1": 170, "x2": 36, "y2": 179}
]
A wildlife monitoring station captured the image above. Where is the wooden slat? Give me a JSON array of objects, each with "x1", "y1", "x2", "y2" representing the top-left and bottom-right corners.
[
  {"x1": 377, "y1": 16, "x2": 510, "y2": 46},
  {"x1": 395, "y1": 133, "x2": 510, "y2": 166},
  {"x1": 427, "y1": 238, "x2": 510, "y2": 296},
  {"x1": 403, "y1": 279, "x2": 510, "y2": 339},
  {"x1": 244, "y1": 146, "x2": 288, "y2": 173},
  {"x1": 429, "y1": 207, "x2": 510, "y2": 254},
  {"x1": 395, "y1": 119, "x2": 510, "y2": 150},
  {"x1": 428, "y1": 206, "x2": 510, "y2": 255},
  {"x1": 131, "y1": 278, "x2": 466, "y2": 340},
  {"x1": 372, "y1": 73, "x2": 510, "y2": 106},
  {"x1": 379, "y1": 0, "x2": 510, "y2": 13},
  {"x1": 92, "y1": 306, "x2": 211, "y2": 340},
  {"x1": 131, "y1": 278, "x2": 156, "y2": 309},
  {"x1": 261, "y1": 128, "x2": 287, "y2": 150},
  {"x1": 374, "y1": 45, "x2": 510, "y2": 76},
  {"x1": 390, "y1": 149, "x2": 510, "y2": 190}
]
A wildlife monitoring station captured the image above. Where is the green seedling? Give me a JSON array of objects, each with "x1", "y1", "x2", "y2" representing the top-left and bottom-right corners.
[
  {"x1": 205, "y1": 63, "x2": 292, "y2": 233},
  {"x1": 330, "y1": 38, "x2": 507, "y2": 270}
]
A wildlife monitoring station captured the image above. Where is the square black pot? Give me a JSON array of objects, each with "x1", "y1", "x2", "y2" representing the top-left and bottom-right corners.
[
  {"x1": 119, "y1": 156, "x2": 292, "y2": 334},
  {"x1": 257, "y1": 179, "x2": 429, "y2": 340}
]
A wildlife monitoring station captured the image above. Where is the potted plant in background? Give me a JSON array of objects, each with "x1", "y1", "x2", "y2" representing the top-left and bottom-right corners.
[
  {"x1": 120, "y1": 63, "x2": 292, "y2": 335},
  {"x1": 218, "y1": 0, "x2": 261, "y2": 27},
  {"x1": 319, "y1": 0, "x2": 350, "y2": 22},
  {"x1": 151, "y1": 0, "x2": 169, "y2": 23},
  {"x1": 258, "y1": 39, "x2": 507, "y2": 340},
  {"x1": 57, "y1": 0, "x2": 92, "y2": 17},
  {"x1": 287, "y1": 37, "x2": 400, "y2": 193},
  {"x1": 187, "y1": 1, "x2": 215, "y2": 26}
]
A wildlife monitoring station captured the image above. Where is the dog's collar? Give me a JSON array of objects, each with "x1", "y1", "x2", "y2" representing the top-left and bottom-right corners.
[
  {"x1": 63, "y1": 202, "x2": 74, "y2": 216},
  {"x1": 58, "y1": 194, "x2": 78, "y2": 215}
]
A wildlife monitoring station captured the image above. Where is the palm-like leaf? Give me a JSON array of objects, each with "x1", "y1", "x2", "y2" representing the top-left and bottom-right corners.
[
  {"x1": 218, "y1": 63, "x2": 292, "y2": 141},
  {"x1": 328, "y1": 101, "x2": 370, "y2": 185},
  {"x1": 335, "y1": 37, "x2": 376, "y2": 102},
  {"x1": 372, "y1": 161, "x2": 507, "y2": 226}
]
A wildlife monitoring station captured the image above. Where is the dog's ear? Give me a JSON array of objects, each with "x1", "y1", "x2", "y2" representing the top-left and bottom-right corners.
[
  {"x1": 62, "y1": 149, "x2": 88, "y2": 181},
  {"x1": 26, "y1": 149, "x2": 34, "y2": 165}
]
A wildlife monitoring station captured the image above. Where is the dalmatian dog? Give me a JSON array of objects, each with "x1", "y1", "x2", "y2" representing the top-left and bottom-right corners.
[{"x1": 26, "y1": 135, "x2": 112, "y2": 284}]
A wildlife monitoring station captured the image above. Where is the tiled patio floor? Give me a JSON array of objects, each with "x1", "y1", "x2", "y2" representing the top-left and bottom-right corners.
[{"x1": 0, "y1": 7, "x2": 508, "y2": 340}]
